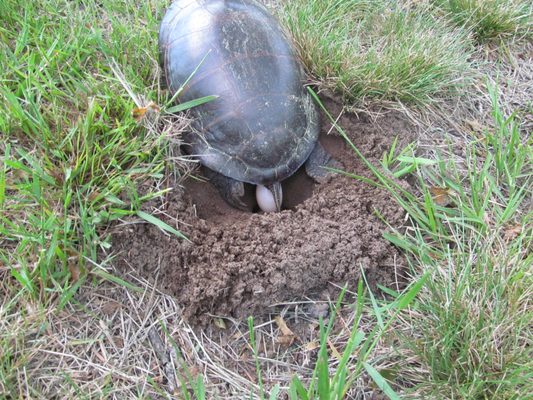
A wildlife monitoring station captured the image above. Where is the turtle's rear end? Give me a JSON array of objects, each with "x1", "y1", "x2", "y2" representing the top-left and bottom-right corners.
[{"x1": 159, "y1": 0, "x2": 320, "y2": 186}]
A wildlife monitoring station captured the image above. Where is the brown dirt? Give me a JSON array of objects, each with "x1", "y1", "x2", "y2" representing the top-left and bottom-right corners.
[{"x1": 110, "y1": 94, "x2": 416, "y2": 324}]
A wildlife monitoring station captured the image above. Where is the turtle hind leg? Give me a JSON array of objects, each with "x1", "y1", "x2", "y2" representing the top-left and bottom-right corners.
[
  {"x1": 305, "y1": 142, "x2": 342, "y2": 183},
  {"x1": 203, "y1": 168, "x2": 248, "y2": 211}
]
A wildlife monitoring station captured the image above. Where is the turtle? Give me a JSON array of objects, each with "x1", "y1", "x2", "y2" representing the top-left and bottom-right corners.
[{"x1": 159, "y1": 0, "x2": 337, "y2": 212}]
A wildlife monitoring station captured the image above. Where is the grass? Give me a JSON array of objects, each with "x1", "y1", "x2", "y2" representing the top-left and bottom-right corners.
[
  {"x1": 0, "y1": 0, "x2": 190, "y2": 303},
  {"x1": 0, "y1": 1, "x2": 189, "y2": 394},
  {"x1": 431, "y1": 0, "x2": 533, "y2": 41},
  {"x1": 1, "y1": 0, "x2": 532, "y2": 398},
  {"x1": 282, "y1": 276, "x2": 428, "y2": 400},
  {"x1": 317, "y1": 84, "x2": 532, "y2": 398},
  {"x1": 243, "y1": 277, "x2": 428, "y2": 399},
  {"x1": 279, "y1": 0, "x2": 476, "y2": 105},
  {"x1": 391, "y1": 89, "x2": 532, "y2": 398}
]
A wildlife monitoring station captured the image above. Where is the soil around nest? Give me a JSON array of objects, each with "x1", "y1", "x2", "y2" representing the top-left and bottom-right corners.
[{"x1": 111, "y1": 94, "x2": 416, "y2": 324}]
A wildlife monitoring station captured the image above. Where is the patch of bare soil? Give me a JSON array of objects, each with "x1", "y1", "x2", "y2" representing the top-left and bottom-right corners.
[{"x1": 111, "y1": 94, "x2": 415, "y2": 324}]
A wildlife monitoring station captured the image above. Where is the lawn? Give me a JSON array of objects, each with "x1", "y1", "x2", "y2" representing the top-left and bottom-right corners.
[{"x1": 0, "y1": 0, "x2": 531, "y2": 398}]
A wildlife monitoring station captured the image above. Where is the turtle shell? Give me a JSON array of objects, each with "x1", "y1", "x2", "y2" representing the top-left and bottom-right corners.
[{"x1": 159, "y1": 0, "x2": 319, "y2": 185}]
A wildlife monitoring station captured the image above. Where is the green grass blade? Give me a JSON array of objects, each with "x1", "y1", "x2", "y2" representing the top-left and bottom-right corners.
[
  {"x1": 59, "y1": 277, "x2": 86, "y2": 309},
  {"x1": 16, "y1": 147, "x2": 56, "y2": 186},
  {"x1": 363, "y1": 362, "x2": 400, "y2": 400},
  {"x1": 11, "y1": 267, "x2": 35, "y2": 295},
  {"x1": 90, "y1": 268, "x2": 143, "y2": 293},
  {"x1": 166, "y1": 49, "x2": 213, "y2": 105},
  {"x1": 268, "y1": 384, "x2": 280, "y2": 400},
  {"x1": 396, "y1": 272, "x2": 429, "y2": 311},
  {"x1": 289, "y1": 376, "x2": 309, "y2": 400},
  {"x1": 137, "y1": 210, "x2": 189, "y2": 241},
  {"x1": 317, "y1": 353, "x2": 330, "y2": 400},
  {"x1": 193, "y1": 375, "x2": 206, "y2": 400},
  {"x1": 248, "y1": 316, "x2": 265, "y2": 400},
  {"x1": 0, "y1": 143, "x2": 8, "y2": 208},
  {"x1": 165, "y1": 95, "x2": 219, "y2": 114}
]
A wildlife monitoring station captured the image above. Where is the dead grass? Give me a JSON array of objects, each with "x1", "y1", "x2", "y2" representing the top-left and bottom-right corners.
[{"x1": 0, "y1": 258, "x2": 410, "y2": 399}]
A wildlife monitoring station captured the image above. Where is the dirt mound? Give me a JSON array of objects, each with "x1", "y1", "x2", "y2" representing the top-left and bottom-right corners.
[{"x1": 111, "y1": 95, "x2": 415, "y2": 323}]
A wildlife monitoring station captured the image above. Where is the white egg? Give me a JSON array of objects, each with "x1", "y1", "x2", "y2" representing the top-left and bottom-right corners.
[{"x1": 256, "y1": 184, "x2": 278, "y2": 213}]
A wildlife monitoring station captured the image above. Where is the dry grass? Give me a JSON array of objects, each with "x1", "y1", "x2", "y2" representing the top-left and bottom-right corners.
[{"x1": 0, "y1": 258, "x2": 410, "y2": 399}]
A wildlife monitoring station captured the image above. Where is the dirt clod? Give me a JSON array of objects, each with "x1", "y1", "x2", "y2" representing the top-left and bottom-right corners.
[{"x1": 111, "y1": 95, "x2": 415, "y2": 324}]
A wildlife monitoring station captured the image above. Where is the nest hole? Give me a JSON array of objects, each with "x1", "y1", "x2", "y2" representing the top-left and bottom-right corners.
[
  {"x1": 182, "y1": 135, "x2": 346, "y2": 221},
  {"x1": 183, "y1": 164, "x2": 316, "y2": 221}
]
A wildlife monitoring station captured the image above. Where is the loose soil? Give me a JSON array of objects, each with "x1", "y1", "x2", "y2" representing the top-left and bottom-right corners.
[{"x1": 111, "y1": 94, "x2": 416, "y2": 324}]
